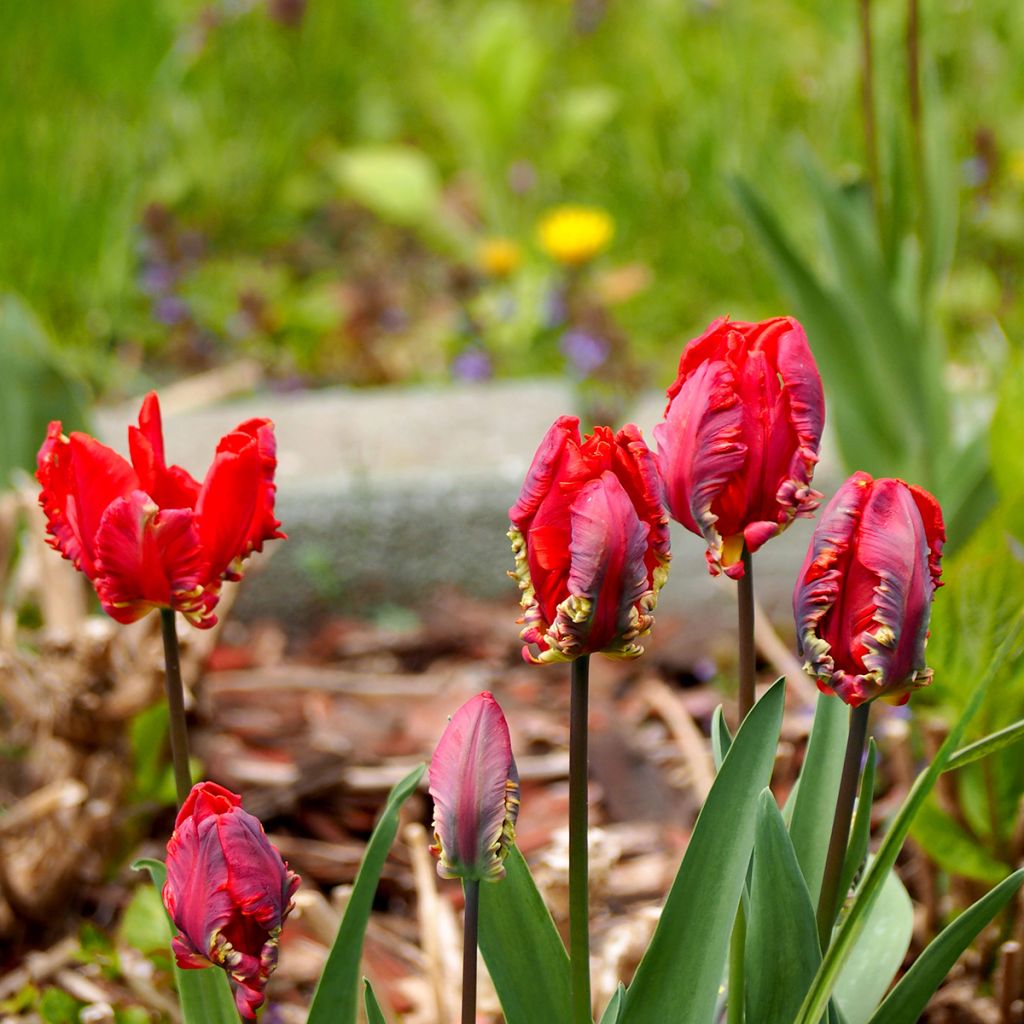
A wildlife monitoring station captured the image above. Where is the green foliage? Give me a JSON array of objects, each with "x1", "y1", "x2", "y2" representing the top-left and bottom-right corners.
[
  {"x1": 477, "y1": 846, "x2": 571, "y2": 1024},
  {"x1": 307, "y1": 763, "x2": 425, "y2": 1024},
  {"x1": 363, "y1": 979, "x2": 388, "y2": 1024}
]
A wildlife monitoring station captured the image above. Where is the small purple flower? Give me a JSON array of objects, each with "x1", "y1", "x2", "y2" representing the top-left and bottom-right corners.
[
  {"x1": 140, "y1": 264, "x2": 176, "y2": 298},
  {"x1": 154, "y1": 296, "x2": 191, "y2": 326},
  {"x1": 452, "y1": 348, "x2": 494, "y2": 382},
  {"x1": 559, "y1": 329, "x2": 609, "y2": 377}
]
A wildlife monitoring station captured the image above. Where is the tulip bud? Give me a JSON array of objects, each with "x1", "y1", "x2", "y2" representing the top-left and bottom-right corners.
[
  {"x1": 794, "y1": 472, "x2": 945, "y2": 707},
  {"x1": 429, "y1": 692, "x2": 520, "y2": 881},
  {"x1": 654, "y1": 316, "x2": 824, "y2": 578},
  {"x1": 509, "y1": 416, "x2": 671, "y2": 664},
  {"x1": 163, "y1": 782, "x2": 300, "y2": 1019}
]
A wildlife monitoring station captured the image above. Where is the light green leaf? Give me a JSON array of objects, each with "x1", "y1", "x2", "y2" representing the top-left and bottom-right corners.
[
  {"x1": 621, "y1": 679, "x2": 785, "y2": 1024},
  {"x1": 788, "y1": 692, "x2": 849, "y2": 905},
  {"x1": 946, "y1": 717, "x2": 1024, "y2": 773},
  {"x1": 909, "y1": 799, "x2": 1011, "y2": 884},
  {"x1": 868, "y1": 869, "x2": 1024, "y2": 1024},
  {"x1": 599, "y1": 984, "x2": 626, "y2": 1024},
  {"x1": 307, "y1": 764, "x2": 426, "y2": 1024},
  {"x1": 711, "y1": 705, "x2": 732, "y2": 771},
  {"x1": 746, "y1": 790, "x2": 821, "y2": 1024},
  {"x1": 132, "y1": 859, "x2": 239, "y2": 1024},
  {"x1": 833, "y1": 868, "x2": 913, "y2": 1024},
  {"x1": 329, "y1": 145, "x2": 441, "y2": 226},
  {"x1": 363, "y1": 979, "x2": 388, "y2": 1024},
  {"x1": 477, "y1": 845, "x2": 571, "y2": 1024}
]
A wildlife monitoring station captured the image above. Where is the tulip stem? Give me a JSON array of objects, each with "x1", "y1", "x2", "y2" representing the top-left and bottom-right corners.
[
  {"x1": 462, "y1": 879, "x2": 480, "y2": 1024},
  {"x1": 816, "y1": 702, "x2": 871, "y2": 948},
  {"x1": 569, "y1": 655, "x2": 592, "y2": 1024},
  {"x1": 160, "y1": 609, "x2": 193, "y2": 805},
  {"x1": 737, "y1": 546, "x2": 756, "y2": 723}
]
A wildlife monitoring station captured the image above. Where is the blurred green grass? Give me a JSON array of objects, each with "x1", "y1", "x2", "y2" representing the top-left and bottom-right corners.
[{"x1": 1, "y1": 0, "x2": 1022, "y2": 388}]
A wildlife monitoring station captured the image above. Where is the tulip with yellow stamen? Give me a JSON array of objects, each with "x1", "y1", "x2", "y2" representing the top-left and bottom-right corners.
[{"x1": 537, "y1": 205, "x2": 614, "y2": 266}]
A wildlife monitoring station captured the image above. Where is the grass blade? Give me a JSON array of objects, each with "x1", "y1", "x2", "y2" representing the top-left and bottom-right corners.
[
  {"x1": 307, "y1": 763, "x2": 425, "y2": 1024},
  {"x1": 621, "y1": 679, "x2": 785, "y2": 1024},
  {"x1": 363, "y1": 979, "x2": 388, "y2": 1024},
  {"x1": 945, "y1": 717, "x2": 1024, "y2": 773},
  {"x1": 477, "y1": 844, "x2": 572, "y2": 1024}
]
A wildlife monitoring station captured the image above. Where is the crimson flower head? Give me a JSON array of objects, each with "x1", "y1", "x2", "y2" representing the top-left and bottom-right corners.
[
  {"x1": 429, "y1": 692, "x2": 520, "y2": 881},
  {"x1": 654, "y1": 316, "x2": 824, "y2": 578},
  {"x1": 163, "y1": 781, "x2": 300, "y2": 1020},
  {"x1": 794, "y1": 472, "x2": 945, "y2": 708},
  {"x1": 37, "y1": 392, "x2": 283, "y2": 628},
  {"x1": 509, "y1": 415, "x2": 671, "y2": 664}
]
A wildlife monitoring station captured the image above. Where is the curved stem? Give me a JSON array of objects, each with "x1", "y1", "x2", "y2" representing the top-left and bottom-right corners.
[
  {"x1": 569, "y1": 655, "x2": 592, "y2": 1024},
  {"x1": 160, "y1": 608, "x2": 193, "y2": 805},
  {"x1": 737, "y1": 547, "x2": 756, "y2": 723},
  {"x1": 461, "y1": 880, "x2": 480, "y2": 1024},
  {"x1": 816, "y1": 702, "x2": 871, "y2": 947}
]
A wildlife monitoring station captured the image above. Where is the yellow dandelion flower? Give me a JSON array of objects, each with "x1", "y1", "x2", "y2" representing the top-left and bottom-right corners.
[
  {"x1": 537, "y1": 205, "x2": 614, "y2": 266},
  {"x1": 477, "y1": 237, "x2": 523, "y2": 278}
]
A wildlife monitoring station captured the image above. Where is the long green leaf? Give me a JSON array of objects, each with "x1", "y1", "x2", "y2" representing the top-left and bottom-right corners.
[
  {"x1": 746, "y1": 790, "x2": 821, "y2": 1024},
  {"x1": 867, "y1": 869, "x2": 1024, "y2": 1024},
  {"x1": 132, "y1": 859, "x2": 239, "y2": 1024},
  {"x1": 307, "y1": 764, "x2": 426, "y2": 1024},
  {"x1": 363, "y1": 979, "x2": 388, "y2": 1024},
  {"x1": 909, "y1": 800, "x2": 1010, "y2": 884},
  {"x1": 945, "y1": 717, "x2": 1024, "y2": 773},
  {"x1": 837, "y1": 740, "x2": 877, "y2": 905},
  {"x1": 793, "y1": 619, "x2": 1024, "y2": 1024},
  {"x1": 600, "y1": 984, "x2": 626, "y2": 1024},
  {"x1": 711, "y1": 705, "x2": 732, "y2": 770},
  {"x1": 621, "y1": 679, "x2": 785, "y2": 1024},
  {"x1": 788, "y1": 693, "x2": 849, "y2": 905},
  {"x1": 477, "y1": 844, "x2": 571, "y2": 1024},
  {"x1": 832, "y1": 868, "x2": 913, "y2": 1024}
]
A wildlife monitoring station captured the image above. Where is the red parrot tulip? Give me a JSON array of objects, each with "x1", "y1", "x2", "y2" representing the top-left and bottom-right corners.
[
  {"x1": 37, "y1": 392, "x2": 283, "y2": 628},
  {"x1": 163, "y1": 782, "x2": 300, "y2": 1020},
  {"x1": 429, "y1": 692, "x2": 520, "y2": 881},
  {"x1": 654, "y1": 316, "x2": 824, "y2": 578},
  {"x1": 794, "y1": 472, "x2": 945, "y2": 707},
  {"x1": 509, "y1": 415, "x2": 671, "y2": 664}
]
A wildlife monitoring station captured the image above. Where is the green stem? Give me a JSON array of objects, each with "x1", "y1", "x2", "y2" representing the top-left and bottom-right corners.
[
  {"x1": 160, "y1": 608, "x2": 193, "y2": 805},
  {"x1": 727, "y1": 900, "x2": 747, "y2": 1024},
  {"x1": 569, "y1": 655, "x2": 592, "y2": 1024},
  {"x1": 737, "y1": 546, "x2": 756, "y2": 723},
  {"x1": 816, "y1": 702, "x2": 871, "y2": 947},
  {"x1": 462, "y1": 880, "x2": 480, "y2": 1024}
]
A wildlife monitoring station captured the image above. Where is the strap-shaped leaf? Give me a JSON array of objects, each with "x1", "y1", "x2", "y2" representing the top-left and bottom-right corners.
[
  {"x1": 363, "y1": 979, "x2": 388, "y2": 1024},
  {"x1": 868, "y1": 869, "x2": 1024, "y2": 1024},
  {"x1": 133, "y1": 858, "x2": 239, "y2": 1024},
  {"x1": 307, "y1": 763, "x2": 425, "y2": 1024},
  {"x1": 793, "y1": 619, "x2": 1024, "y2": 1024},
  {"x1": 477, "y1": 844, "x2": 571, "y2": 1024},
  {"x1": 711, "y1": 705, "x2": 732, "y2": 770},
  {"x1": 746, "y1": 790, "x2": 821, "y2": 1024},
  {"x1": 788, "y1": 692, "x2": 849, "y2": 905},
  {"x1": 621, "y1": 679, "x2": 785, "y2": 1024},
  {"x1": 599, "y1": 984, "x2": 626, "y2": 1024},
  {"x1": 945, "y1": 717, "x2": 1024, "y2": 773}
]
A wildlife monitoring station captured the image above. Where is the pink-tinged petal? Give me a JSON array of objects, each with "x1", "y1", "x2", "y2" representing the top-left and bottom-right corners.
[
  {"x1": 654, "y1": 359, "x2": 746, "y2": 575},
  {"x1": 37, "y1": 422, "x2": 90, "y2": 572},
  {"x1": 611, "y1": 424, "x2": 672, "y2": 577},
  {"x1": 220, "y1": 810, "x2": 298, "y2": 927},
  {"x1": 429, "y1": 692, "x2": 520, "y2": 881},
  {"x1": 908, "y1": 483, "x2": 945, "y2": 590},
  {"x1": 230, "y1": 418, "x2": 285, "y2": 553},
  {"x1": 176, "y1": 780, "x2": 241, "y2": 828},
  {"x1": 196, "y1": 434, "x2": 262, "y2": 581},
  {"x1": 68, "y1": 432, "x2": 140, "y2": 569},
  {"x1": 509, "y1": 415, "x2": 581, "y2": 526},
  {"x1": 129, "y1": 426, "x2": 202, "y2": 511},
  {"x1": 92, "y1": 491, "x2": 210, "y2": 626}
]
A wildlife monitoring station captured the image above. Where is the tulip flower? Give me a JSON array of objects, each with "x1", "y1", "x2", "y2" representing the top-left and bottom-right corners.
[
  {"x1": 508, "y1": 415, "x2": 671, "y2": 664},
  {"x1": 794, "y1": 471, "x2": 945, "y2": 708},
  {"x1": 164, "y1": 781, "x2": 300, "y2": 1020},
  {"x1": 654, "y1": 315, "x2": 824, "y2": 579},
  {"x1": 37, "y1": 392, "x2": 283, "y2": 628},
  {"x1": 429, "y1": 692, "x2": 520, "y2": 882}
]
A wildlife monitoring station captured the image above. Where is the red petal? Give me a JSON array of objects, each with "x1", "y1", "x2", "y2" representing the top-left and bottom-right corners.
[
  {"x1": 231, "y1": 418, "x2": 285, "y2": 553},
  {"x1": 429, "y1": 692, "x2": 518, "y2": 880},
  {"x1": 196, "y1": 434, "x2": 262, "y2": 580},
  {"x1": 37, "y1": 422, "x2": 90, "y2": 572},
  {"x1": 611, "y1": 424, "x2": 672, "y2": 579},
  {"x1": 137, "y1": 392, "x2": 166, "y2": 464},
  {"x1": 509, "y1": 415, "x2": 581, "y2": 526}
]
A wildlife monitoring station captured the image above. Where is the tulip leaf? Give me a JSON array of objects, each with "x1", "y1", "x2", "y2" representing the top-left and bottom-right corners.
[
  {"x1": 867, "y1": 869, "x2": 1024, "y2": 1024},
  {"x1": 745, "y1": 790, "x2": 821, "y2": 1024},
  {"x1": 132, "y1": 858, "x2": 240, "y2": 1024},
  {"x1": 600, "y1": 984, "x2": 626, "y2": 1024},
  {"x1": 945, "y1": 716, "x2": 1024, "y2": 774},
  {"x1": 787, "y1": 692, "x2": 849, "y2": 905},
  {"x1": 909, "y1": 799, "x2": 1011, "y2": 884},
  {"x1": 711, "y1": 705, "x2": 732, "y2": 770},
  {"x1": 837, "y1": 740, "x2": 877, "y2": 905},
  {"x1": 307, "y1": 763, "x2": 426, "y2": 1024},
  {"x1": 620, "y1": 679, "x2": 785, "y2": 1024},
  {"x1": 792, "y1": 619, "x2": 1024, "y2": 1024},
  {"x1": 477, "y1": 845, "x2": 572, "y2": 1024},
  {"x1": 832, "y1": 867, "x2": 913, "y2": 1024},
  {"x1": 363, "y1": 979, "x2": 388, "y2": 1024}
]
